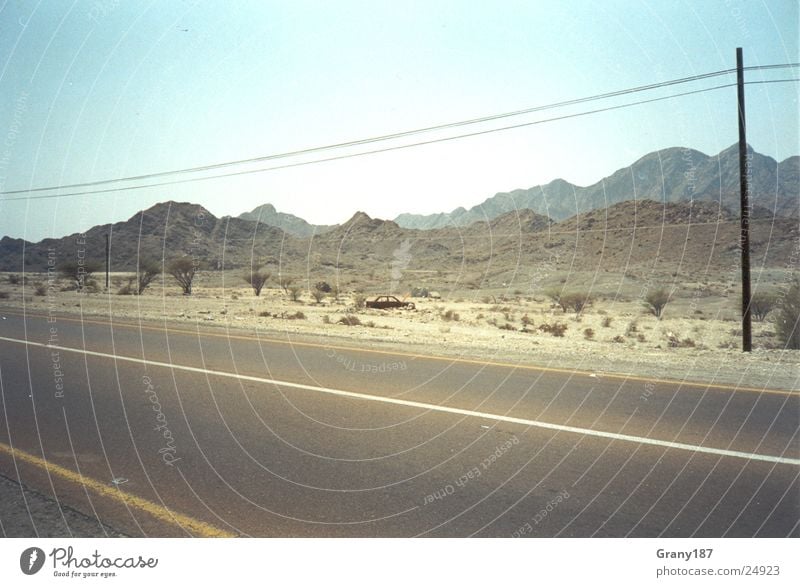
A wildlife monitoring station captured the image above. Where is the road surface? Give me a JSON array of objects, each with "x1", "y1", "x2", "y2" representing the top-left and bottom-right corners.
[{"x1": 0, "y1": 309, "x2": 797, "y2": 537}]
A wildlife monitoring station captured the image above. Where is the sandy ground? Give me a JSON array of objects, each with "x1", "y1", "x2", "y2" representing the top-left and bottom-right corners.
[{"x1": 1, "y1": 272, "x2": 797, "y2": 391}]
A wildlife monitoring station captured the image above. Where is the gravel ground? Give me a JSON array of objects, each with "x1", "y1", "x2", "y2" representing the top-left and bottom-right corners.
[
  {"x1": 2, "y1": 280, "x2": 797, "y2": 391},
  {"x1": 0, "y1": 474, "x2": 125, "y2": 538}
]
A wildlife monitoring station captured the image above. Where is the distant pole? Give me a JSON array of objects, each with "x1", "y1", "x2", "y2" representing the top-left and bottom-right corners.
[
  {"x1": 105, "y1": 233, "x2": 110, "y2": 291},
  {"x1": 736, "y1": 47, "x2": 752, "y2": 352}
]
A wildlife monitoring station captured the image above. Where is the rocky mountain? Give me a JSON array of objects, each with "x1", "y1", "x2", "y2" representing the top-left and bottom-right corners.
[
  {"x1": 2, "y1": 199, "x2": 796, "y2": 294},
  {"x1": 394, "y1": 144, "x2": 799, "y2": 229},
  {"x1": 237, "y1": 203, "x2": 334, "y2": 237}
]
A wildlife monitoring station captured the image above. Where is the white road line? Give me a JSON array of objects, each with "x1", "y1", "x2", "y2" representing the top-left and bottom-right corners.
[{"x1": 2, "y1": 335, "x2": 798, "y2": 467}]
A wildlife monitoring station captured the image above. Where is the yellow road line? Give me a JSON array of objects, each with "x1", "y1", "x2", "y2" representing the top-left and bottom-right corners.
[
  {"x1": 1, "y1": 308, "x2": 796, "y2": 396},
  {"x1": 0, "y1": 441, "x2": 236, "y2": 538}
]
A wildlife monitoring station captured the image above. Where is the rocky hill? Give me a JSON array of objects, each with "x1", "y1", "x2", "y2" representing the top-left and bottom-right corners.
[{"x1": 0, "y1": 201, "x2": 300, "y2": 273}]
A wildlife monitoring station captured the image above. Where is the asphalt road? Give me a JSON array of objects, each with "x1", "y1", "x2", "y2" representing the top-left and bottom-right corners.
[{"x1": 0, "y1": 309, "x2": 797, "y2": 537}]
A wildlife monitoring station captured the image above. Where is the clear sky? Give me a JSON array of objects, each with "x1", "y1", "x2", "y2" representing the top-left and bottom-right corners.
[{"x1": 0, "y1": 0, "x2": 797, "y2": 242}]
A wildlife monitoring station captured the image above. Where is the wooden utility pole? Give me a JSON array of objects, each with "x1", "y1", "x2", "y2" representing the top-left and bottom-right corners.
[
  {"x1": 105, "y1": 233, "x2": 110, "y2": 291},
  {"x1": 736, "y1": 47, "x2": 752, "y2": 352}
]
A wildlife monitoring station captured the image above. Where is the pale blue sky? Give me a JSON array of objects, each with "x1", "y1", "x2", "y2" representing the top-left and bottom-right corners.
[{"x1": 0, "y1": 0, "x2": 797, "y2": 241}]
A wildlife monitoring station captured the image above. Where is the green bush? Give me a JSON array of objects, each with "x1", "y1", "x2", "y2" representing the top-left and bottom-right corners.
[
  {"x1": 750, "y1": 291, "x2": 776, "y2": 322},
  {"x1": 644, "y1": 288, "x2": 670, "y2": 319},
  {"x1": 243, "y1": 268, "x2": 270, "y2": 296}
]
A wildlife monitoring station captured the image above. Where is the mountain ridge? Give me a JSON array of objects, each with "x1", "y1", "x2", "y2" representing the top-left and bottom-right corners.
[
  {"x1": 394, "y1": 143, "x2": 799, "y2": 229},
  {"x1": 236, "y1": 203, "x2": 334, "y2": 237}
]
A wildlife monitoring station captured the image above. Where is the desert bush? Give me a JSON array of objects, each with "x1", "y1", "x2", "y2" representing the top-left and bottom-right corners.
[
  {"x1": 749, "y1": 291, "x2": 776, "y2": 322},
  {"x1": 286, "y1": 311, "x2": 306, "y2": 320},
  {"x1": 0, "y1": 291, "x2": 9, "y2": 299},
  {"x1": 315, "y1": 281, "x2": 332, "y2": 293},
  {"x1": 625, "y1": 321, "x2": 638, "y2": 336},
  {"x1": 338, "y1": 315, "x2": 362, "y2": 326},
  {"x1": 644, "y1": 288, "x2": 670, "y2": 319},
  {"x1": 498, "y1": 323, "x2": 516, "y2": 331},
  {"x1": 258, "y1": 310, "x2": 271, "y2": 317},
  {"x1": 775, "y1": 278, "x2": 800, "y2": 349},
  {"x1": 168, "y1": 258, "x2": 197, "y2": 295},
  {"x1": 476, "y1": 313, "x2": 485, "y2": 320},
  {"x1": 83, "y1": 279, "x2": 101, "y2": 293},
  {"x1": 278, "y1": 276, "x2": 294, "y2": 293},
  {"x1": 288, "y1": 285, "x2": 303, "y2": 302},
  {"x1": 243, "y1": 268, "x2": 270, "y2": 297},
  {"x1": 322, "y1": 315, "x2": 331, "y2": 324},
  {"x1": 353, "y1": 293, "x2": 366, "y2": 309},
  {"x1": 441, "y1": 309, "x2": 460, "y2": 321},
  {"x1": 117, "y1": 278, "x2": 135, "y2": 295},
  {"x1": 311, "y1": 285, "x2": 327, "y2": 304},
  {"x1": 583, "y1": 328, "x2": 595, "y2": 340},
  {"x1": 601, "y1": 316, "x2": 613, "y2": 328},
  {"x1": 131, "y1": 260, "x2": 160, "y2": 295},
  {"x1": 611, "y1": 335, "x2": 625, "y2": 343},
  {"x1": 637, "y1": 333, "x2": 646, "y2": 343},
  {"x1": 545, "y1": 290, "x2": 566, "y2": 312},
  {"x1": 34, "y1": 283, "x2": 47, "y2": 296},
  {"x1": 521, "y1": 314, "x2": 532, "y2": 326},
  {"x1": 59, "y1": 260, "x2": 101, "y2": 291},
  {"x1": 411, "y1": 287, "x2": 430, "y2": 298},
  {"x1": 538, "y1": 322, "x2": 567, "y2": 337},
  {"x1": 560, "y1": 292, "x2": 592, "y2": 314},
  {"x1": 8, "y1": 274, "x2": 20, "y2": 284}
]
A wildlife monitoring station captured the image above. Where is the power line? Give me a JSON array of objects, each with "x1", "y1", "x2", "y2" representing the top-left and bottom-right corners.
[
  {"x1": 2, "y1": 63, "x2": 796, "y2": 198},
  {"x1": 3, "y1": 78, "x2": 797, "y2": 204}
]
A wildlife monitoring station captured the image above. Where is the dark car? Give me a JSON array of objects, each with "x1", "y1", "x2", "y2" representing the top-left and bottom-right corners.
[{"x1": 365, "y1": 295, "x2": 415, "y2": 310}]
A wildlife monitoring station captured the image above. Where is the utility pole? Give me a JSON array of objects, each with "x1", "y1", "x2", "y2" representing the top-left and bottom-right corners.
[
  {"x1": 105, "y1": 233, "x2": 110, "y2": 291},
  {"x1": 736, "y1": 47, "x2": 752, "y2": 352}
]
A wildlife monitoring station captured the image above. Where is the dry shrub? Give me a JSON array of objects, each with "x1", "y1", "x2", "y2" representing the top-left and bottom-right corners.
[
  {"x1": 441, "y1": 309, "x2": 460, "y2": 322},
  {"x1": 775, "y1": 279, "x2": 800, "y2": 349},
  {"x1": 539, "y1": 322, "x2": 567, "y2": 337},
  {"x1": 338, "y1": 315, "x2": 362, "y2": 326}
]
